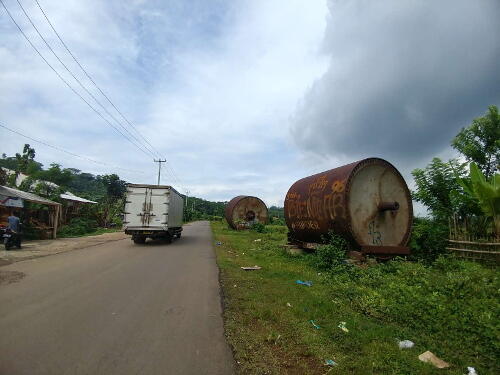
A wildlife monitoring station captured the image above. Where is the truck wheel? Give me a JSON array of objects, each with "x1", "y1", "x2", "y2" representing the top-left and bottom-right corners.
[
  {"x1": 165, "y1": 234, "x2": 172, "y2": 244},
  {"x1": 133, "y1": 236, "x2": 146, "y2": 244},
  {"x1": 176, "y1": 233, "x2": 181, "y2": 238}
]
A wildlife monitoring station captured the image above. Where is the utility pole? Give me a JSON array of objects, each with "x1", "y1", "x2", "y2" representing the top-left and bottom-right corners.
[
  {"x1": 185, "y1": 190, "x2": 190, "y2": 208},
  {"x1": 154, "y1": 159, "x2": 166, "y2": 185}
]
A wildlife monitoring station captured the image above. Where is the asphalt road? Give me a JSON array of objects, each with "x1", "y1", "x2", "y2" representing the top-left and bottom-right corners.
[{"x1": 0, "y1": 221, "x2": 234, "y2": 375}]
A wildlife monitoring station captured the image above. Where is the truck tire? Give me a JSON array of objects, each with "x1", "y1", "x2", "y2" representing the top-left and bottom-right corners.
[{"x1": 133, "y1": 236, "x2": 146, "y2": 244}]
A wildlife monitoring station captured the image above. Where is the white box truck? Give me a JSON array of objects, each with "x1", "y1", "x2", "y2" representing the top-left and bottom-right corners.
[{"x1": 123, "y1": 184, "x2": 183, "y2": 244}]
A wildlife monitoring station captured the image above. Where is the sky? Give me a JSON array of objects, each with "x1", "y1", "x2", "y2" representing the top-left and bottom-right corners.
[{"x1": 1, "y1": 0, "x2": 499, "y2": 210}]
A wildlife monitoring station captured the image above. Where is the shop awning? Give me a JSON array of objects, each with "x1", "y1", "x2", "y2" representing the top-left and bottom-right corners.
[{"x1": 0, "y1": 185, "x2": 61, "y2": 207}]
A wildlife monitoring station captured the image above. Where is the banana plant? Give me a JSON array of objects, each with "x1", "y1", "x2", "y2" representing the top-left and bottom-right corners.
[{"x1": 456, "y1": 162, "x2": 500, "y2": 238}]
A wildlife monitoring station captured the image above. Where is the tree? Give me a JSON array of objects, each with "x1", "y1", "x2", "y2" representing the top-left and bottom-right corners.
[
  {"x1": 452, "y1": 105, "x2": 500, "y2": 178},
  {"x1": 34, "y1": 163, "x2": 74, "y2": 187},
  {"x1": 456, "y1": 162, "x2": 500, "y2": 237},
  {"x1": 15, "y1": 144, "x2": 36, "y2": 173},
  {"x1": 0, "y1": 167, "x2": 7, "y2": 185},
  {"x1": 99, "y1": 174, "x2": 127, "y2": 200},
  {"x1": 412, "y1": 158, "x2": 480, "y2": 220},
  {"x1": 89, "y1": 174, "x2": 127, "y2": 227}
]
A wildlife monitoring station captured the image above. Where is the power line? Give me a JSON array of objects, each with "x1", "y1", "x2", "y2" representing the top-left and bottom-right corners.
[
  {"x1": 14, "y1": 0, "x2": 157, "y2": 159},
  {"x1": 0, "y1": 122, "x2": 146, "y2": 175},
  {"x1": 33, "y1": 0, "x2": 163, "y2": 160},
  {"x1": 0, "y1": 0, "x2": 153, "y2": 160},
  {"x1": 31, "y1": 0, "x2": 188, "y2": 188},
  {"x1": 2, "y1": 0, "x2": 188, "y2": 190}
]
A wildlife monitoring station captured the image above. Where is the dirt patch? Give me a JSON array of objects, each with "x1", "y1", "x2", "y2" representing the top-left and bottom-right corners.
[
  {"x1": 0, "y1": 270, "x2": 25, "y2": 285},
  {"x1": 0, "y1": 231, "x2": 128, "y2": 266}
]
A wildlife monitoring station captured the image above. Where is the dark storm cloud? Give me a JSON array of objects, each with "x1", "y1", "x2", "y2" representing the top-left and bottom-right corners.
[{"x1": 291, "y1": 0, "x2": 500, "y2": 164}]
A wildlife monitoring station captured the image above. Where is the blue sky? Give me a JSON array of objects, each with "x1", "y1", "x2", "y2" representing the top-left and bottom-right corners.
[{"x1": 1, "y1": 0, "x2": 499, "y2": 210}]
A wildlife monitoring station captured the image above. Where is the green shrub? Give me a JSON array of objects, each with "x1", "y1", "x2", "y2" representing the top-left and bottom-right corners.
[
  {"x1": 313, "y1": 232, "x2": 349, "y2": 270},
  {"x1": 250, "y1": 222, "x2": 267, "y2": 233},
  {"x1": 409, "y1": 217, "x2": 449, "y2": 263},
  {"x1": 331, "y1": 256, "x2": 500, "y2": 369},
  {"x1": 58, "y1": 217, "x2": 98, "y2": 237}
]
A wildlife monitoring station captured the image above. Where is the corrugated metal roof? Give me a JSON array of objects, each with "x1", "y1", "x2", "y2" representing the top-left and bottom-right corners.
[
  {"x1": 0, "y1": 185, "x2": 61, "y2": 206},
  {"x1": 60, "y1": 192, "x2": 97, "y2": 204}
]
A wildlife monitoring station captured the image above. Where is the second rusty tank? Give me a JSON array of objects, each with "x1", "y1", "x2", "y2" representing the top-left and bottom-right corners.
[
  {"x1": 284, "y1": 158, "x2": 413, "y2": 255},
  {"x1": 225, "y1": 196, "x2": 269, "y2": 229}
]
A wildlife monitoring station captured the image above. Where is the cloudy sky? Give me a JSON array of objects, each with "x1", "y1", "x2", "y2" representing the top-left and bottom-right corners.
[{"x1": 1, "y1": 0, "x2": 499, "y2": 209}]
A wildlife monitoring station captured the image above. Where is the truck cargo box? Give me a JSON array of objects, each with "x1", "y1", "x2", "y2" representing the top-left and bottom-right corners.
[{"x1": 123, "y1": 184, "x2": 183, "y2": 244}]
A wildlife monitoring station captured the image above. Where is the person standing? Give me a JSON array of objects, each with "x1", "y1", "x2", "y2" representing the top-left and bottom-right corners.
[{"x1": 6, "y1": 210, "x2": 21, "y2": 248}]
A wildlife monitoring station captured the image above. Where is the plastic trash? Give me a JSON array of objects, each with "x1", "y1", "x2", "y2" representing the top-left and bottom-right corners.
[
  {"x1": 338, "y1": 321, "x2": 349, "y2": 333},
  {"x1": 296, "y1": 280, "x2": 313, "y2": 287},
  {"x1": 286, "y1": 302, "x2": 292, "y2": 307},
  {"x1": 254, "y1": 239, "x2": 262, "y2": 242},
  {"x1": 215, "y1": 241, "x2": 222, "y2": 246},
  {"x1": 310, "y1": 320, "x2": 320, "y2": 329},
  {"x1": 466, "y1": 367, "x2": 477, "y2": 375},
  {"x1": 418, "y1": 351, "x2": 450, "y2": 369},
  {"x1": 398, "y1": 340, "x2": 415, "y2": 349},
  {"x1": 241, "y1": 266, "x2": 261, "y2": 270},
  {"x1": 324, "y1": 359, "x2": 337, "y2": 366}
]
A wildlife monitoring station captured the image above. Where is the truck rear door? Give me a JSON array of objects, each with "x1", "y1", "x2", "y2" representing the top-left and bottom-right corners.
[{"x1": 125, "y1": 187, "x2": 168, "y2": 229}]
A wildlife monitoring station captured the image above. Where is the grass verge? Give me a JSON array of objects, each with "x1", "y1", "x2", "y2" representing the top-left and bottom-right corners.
[{"x1": 212, "y1": 221, "x2": 499, "y2": 374}]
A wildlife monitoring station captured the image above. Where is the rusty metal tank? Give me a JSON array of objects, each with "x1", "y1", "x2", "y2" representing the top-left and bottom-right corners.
[
  {"x1": 225, "y1": 196, "x2": 269, "y2": 229},
  {"x1": 284, "y1": 158, "x2": 413, "y2": 255}
]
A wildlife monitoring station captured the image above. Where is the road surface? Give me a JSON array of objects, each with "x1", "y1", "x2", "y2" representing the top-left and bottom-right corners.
[{"x1": 0, "y1": 221, "x2": 234, "y2": 375}]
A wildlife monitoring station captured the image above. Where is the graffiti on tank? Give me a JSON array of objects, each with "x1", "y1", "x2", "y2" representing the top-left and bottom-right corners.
[
  {"x1": 286, "y1": 192, "x2": 301, "y2": 201},
  {"x1": 291, "y1": 220, "x2": 320, "y2": 230},
  {"x1": 287, "y1": 199, "x2": 308, "y2": 219},
  {"x1": 288, "y1": 179, "x2": 347, "y2": 222},
  {"x1": 322, "y1": 179, "x2": 347, "y2": 220},
  {"x1": 308, "y1": 175, "x2": 329, "y2": 194},
  {"x1": 306, "y1": 194, "x2": 324, "y2": 219},
  {"x1": 368, "y1": 220, "x2": 382, "y2": 245},
  {"x1": 331, "y1": 180, "x2": 345, "y2": 194}
]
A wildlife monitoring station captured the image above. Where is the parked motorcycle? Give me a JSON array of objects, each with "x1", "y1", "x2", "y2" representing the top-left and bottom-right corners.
[{"x1": 1, "y1": 226, "x2": 21, "y2": 250}]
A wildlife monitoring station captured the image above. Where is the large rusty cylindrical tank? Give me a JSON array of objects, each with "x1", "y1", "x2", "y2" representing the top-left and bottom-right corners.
[
  {"x1": 225, "y1": 196, "x2": 269, "y2": 229},
  {"x1": 284, "y1": 158, "x2": 413, "y2": 255}
]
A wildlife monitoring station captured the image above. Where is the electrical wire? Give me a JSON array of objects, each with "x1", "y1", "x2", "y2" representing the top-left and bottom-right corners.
[
  {"x1": 14, "y1": 0, "x2": 157, "y2": 159},
  {"x1": 2, "y1": 0, "x2": 188, "y2": 189},
  {"x1": 0, "y1": 0, "x2": 152, "y2": 159},
  {"x1": 32, "y1": 0, "x2": 188, "y2": 188},
  {"x1": 33, "y1": 0, "x2": 163, "y2": 160},
  {"x1": 0, "y1": 122, "x2": 146, "y2": 175}
]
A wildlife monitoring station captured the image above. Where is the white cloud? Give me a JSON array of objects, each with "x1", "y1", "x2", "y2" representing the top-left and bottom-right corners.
[{"x1": 1, "y1": 0, "x2": 329, "y2": 206}]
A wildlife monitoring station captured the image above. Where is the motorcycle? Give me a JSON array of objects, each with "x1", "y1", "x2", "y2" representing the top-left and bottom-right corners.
[{"x1": 1, "y1": 226, "x2": 21, "y2": 250}]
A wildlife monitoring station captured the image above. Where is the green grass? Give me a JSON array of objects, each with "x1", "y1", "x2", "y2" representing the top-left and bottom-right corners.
[{"x1": 212, "y1": 221, "x2": 500, "y2": 374}]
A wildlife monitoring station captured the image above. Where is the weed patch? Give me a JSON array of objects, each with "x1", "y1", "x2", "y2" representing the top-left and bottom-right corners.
[{"x1": 212, "y1": 221, "x2": 499, "y2": 374}]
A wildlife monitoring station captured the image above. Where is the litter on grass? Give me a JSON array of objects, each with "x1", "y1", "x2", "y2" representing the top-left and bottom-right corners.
[
  {"x1": 310, "y1": 320, "x2": 320, "y2": 329},
  {"x1": 215, "y1": 241, "x2": 222, "y2": 245},
  {"x1": 418, "y1": 351, "x2": 450, "y2": 369},
  {"x1": 324, "y1": 359, "x2": 337, "y2": 366},
  {"x1": 286, "y1": 302, "x2": 292, "y2": 307},
  {"x1": 254, "y1": 239, "x2": 262, "y2": 242},
  {"x1": 338, "y1": 321, "x2": 349, "y2": 333},
  {"x1": 398, "y1": 340, "x2": 415, "y2": 349},
  {"x1": 296, "y1": 280, "x2": 313, "y2": 287},
  {"x1": 466, "y1": 367, "x2": 477, "y2": 375},
  {"x1": 241, "y1": 266, "x2": 262, "y2": 271}
]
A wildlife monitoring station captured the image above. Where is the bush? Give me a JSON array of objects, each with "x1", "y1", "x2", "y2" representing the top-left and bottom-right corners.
[
  {"x1": 409, "y1": 217, "x2": 449, "y2": 263},
  {"x1": 250, "y1": 222, "x2": 267, "y2": 233},
  {"x1": 312, "y1": 232, "x2": 349, "y2": 270},
  {"x1": 336, "y1": 256, "x2": 500, "y2": 368},
  {"x1": 58, "y1": 217, "x2": 98, "y2": 237}
]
